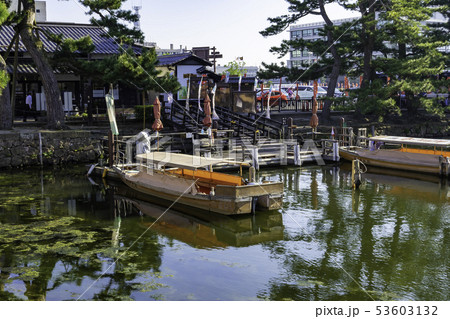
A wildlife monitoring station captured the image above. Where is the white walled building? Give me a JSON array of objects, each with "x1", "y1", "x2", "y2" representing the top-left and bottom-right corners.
[{"x1": 8, "y1": 0, "x2": 47, "y2": 22}]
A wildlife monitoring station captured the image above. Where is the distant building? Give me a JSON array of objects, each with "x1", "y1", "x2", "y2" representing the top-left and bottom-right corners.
[
  {"x1": 288, "y1": 13, "x2": 449, "y2": 69},
  {"x1": 8, "y1": 0, "x2": 47, "y2": 22},
  {"x1": 287, "y1": 17, "x2": 357, "y2": 69},
  {"x1": 156, "y1": 53, "x2": 212, "y2": 101},
  {"x1": 155, "y1": 44, "x2": 190, "y2": 56}
]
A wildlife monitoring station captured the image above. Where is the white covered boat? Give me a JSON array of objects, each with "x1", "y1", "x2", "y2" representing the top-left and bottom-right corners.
[
  {"x1": 113, "y1": 152, "x2": 283, "y2": 215},
  {"x1": 340, "y1": 136, "x2": 450, "y2": 176}
]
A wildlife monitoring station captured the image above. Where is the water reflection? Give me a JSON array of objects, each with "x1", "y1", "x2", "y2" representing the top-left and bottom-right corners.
[
  {"x1": 113, "y1": 189, "x2": 284, "y2": 248},
  {"x1": 258, "y1": 165, "x2": 448, "y2": 301}
]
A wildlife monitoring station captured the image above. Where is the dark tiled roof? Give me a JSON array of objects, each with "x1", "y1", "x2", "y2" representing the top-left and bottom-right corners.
[
  {"x1": 6, "y1": 63, "x2": 37, "y2": 74},
  {"x1": 0, "y1": 22, "x2": 137, "y2": 55},
  {"x1": 157, "y1": 53, "x2": 212, "y2": 67}
]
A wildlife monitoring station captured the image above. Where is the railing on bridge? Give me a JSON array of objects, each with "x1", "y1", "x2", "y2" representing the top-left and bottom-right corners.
[{"x1": 258, "y1": 98, "x2": 347, "y2": 113}]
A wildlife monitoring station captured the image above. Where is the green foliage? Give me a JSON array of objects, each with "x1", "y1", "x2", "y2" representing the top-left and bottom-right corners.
[
  {"x1": 0, "y1": 1, "x2": 8, "y2": 24},
  {"x1": 222, "y1": 59, "x2": 247, "y2": 76},
  {"x1": 0, "y1": 67, "x2": 8, "y2": 91},
  {"x1": 352, "y1": 80, "x2": 401, "y2": 120},
  {"x1": 80, "y1": 0, "x2": 143, "y2": 45},
  {"x1": 134, "y1": 105, "x2": 154, "y2": 121},
  {"x1": 0, "y1": 1, "x2": 9, "y2": 91},
  {"x1": 259, "y1": 0, "x2": 449, "y2": 120}
]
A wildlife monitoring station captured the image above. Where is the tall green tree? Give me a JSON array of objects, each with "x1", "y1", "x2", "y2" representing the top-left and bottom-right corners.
[
  {"x1": 80, "y1": 0, "x2": 143, "y2": 45},
  {"x1": 94, "y1": 47, "x2": 180, "y2": 97},
  {"x1": 259, "y1": 0, "x2": 358, "y2": 122},
  {"x1": 3, "y1": 0, "x2": 146, "y2": 128},
  {"x1": 362, "y1": 0, "x2": 448, "y2": 119},
  {"x1": 17, "y1": 0, "x2": 65, "y2": 128}
]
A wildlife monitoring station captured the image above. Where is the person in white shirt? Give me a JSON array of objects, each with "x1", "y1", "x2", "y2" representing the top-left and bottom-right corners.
[{"x1": 24, "y1": 93, "x2": 37, "y2": 121}]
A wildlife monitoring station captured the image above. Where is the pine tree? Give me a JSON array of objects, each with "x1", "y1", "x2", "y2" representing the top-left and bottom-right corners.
[
  {"x1": 364, "y1": 0, "x2": 448, "y2": 119},
  {"x1": 259, "y1": 0, "x2": 358, "y2": 122},
  {"x1": 17, "y1": 0, "x2": 65, "y2": 128}
]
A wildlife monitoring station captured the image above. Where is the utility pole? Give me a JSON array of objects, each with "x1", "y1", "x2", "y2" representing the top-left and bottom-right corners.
[{"x1": 209, "y1": 47, "x2": 223, "y2": 73}]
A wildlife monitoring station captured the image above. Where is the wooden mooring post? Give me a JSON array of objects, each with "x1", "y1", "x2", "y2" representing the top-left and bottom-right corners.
[
  {"x1": 352, "y1": 159, "x2": 362, "y2": 189},
  {"x1": 108, "y1": 130, "x2": 114, "y2": 168}
]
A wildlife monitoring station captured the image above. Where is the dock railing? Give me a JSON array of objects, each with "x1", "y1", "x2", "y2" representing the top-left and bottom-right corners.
[{"x1": 338, "y1": 127, "x2": 354, "y2": 147}]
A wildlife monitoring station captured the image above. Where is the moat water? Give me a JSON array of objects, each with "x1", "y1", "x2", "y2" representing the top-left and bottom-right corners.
[{"x1": 0, "y1": 165, "x2": 448, "y2": 300}]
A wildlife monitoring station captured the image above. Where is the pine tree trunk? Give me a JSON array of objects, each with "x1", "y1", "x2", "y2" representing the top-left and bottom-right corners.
[
  {"x1": 0, "y1": 56, "x2": 12, "y2": 130},
  {"x1": 18, "y1": 0, "x2": 64, "y2": 128},
  {"x1": 323, "y1": 62, "x2": 340, "y2": 122},
  {"x1": 360, "y1": 3, "x2": 376, "y2": 89},
  {"x1": 319, "y1": 0, "x2": 340, "y2": 124},
  {"x1": 355, "y1": 1, "x2": 377, "y2": 120}
]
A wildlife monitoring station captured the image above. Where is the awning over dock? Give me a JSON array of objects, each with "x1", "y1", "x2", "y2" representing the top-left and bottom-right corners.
[{"x1": 136, "y1": 152, "x2": 247, "y2": 170}]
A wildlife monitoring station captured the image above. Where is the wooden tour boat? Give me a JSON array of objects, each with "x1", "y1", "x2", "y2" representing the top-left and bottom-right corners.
[
  {"x1": 339, "y1": 135, "x2": 450, "y2": 177},
  {"x1": 113, "y1": 152, "x2": 283, "y2": 215}
]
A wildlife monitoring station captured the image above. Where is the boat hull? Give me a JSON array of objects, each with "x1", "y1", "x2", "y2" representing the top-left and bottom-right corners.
[{"x1": 115, "y1": 168, "x2": 283, "y2": 215}]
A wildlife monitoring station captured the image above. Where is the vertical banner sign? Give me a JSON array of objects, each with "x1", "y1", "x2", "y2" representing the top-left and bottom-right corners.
[
  {"x1": 211, "y1": 84, "x2": 219, "y2": 120},
  {"x1": 198, "y1": 75, "x2": 205, "y2": 112},
  {"x1": 238, "y1": 75, "x2": 242, "y2": 92},
  {"x1": 105, "y1": 93, "x2": 119, "y2": 136},
  {"x1": 186, "y1": 75, "x2": 191, "y2": 110},
  {"x1": 266, "y1": 84, "x2": 273, "y2": 119}
]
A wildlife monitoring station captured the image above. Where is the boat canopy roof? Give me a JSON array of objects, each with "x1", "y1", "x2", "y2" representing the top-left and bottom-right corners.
[
  {"x1": 369, "y1": 136, "x2": 450, "y2": 147},
  {"x1": 136, "y1": 152, "x2": 248, "y2": 170}
]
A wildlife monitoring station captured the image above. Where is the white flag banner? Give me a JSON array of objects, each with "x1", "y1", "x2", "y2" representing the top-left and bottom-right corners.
[
  {"x1": 105, "y1": 93, "x2": 119, "y2": 135},
  {"x1": 266, "y1": 84, "x2": 273, "y2": 119},
  {"x1": 198, "y1": 77, "x2": 203, "y2": 112},
  {"x1": 211, "y1": 84, "x2": 219, "y2": 120},
  {"x1": 186, "y1": 76, "x2": 191, "y2": 110},
  {"x1": 238, "y1": 75, "x2": 242, "y2": 92}
]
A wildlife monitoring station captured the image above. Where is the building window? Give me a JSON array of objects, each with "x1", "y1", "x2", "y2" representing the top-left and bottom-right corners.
[
  {"x1": 302, "y1": 50, "x2": 310, "y2": 57},
  {"x1": 291, "y1": 30, "x2": 302, "y2": 39},
  {"x1": 291, "y1": 50, "x2": 302, "y2": 58},
  {"x1": 291, "y1": 60, "x2": 303, "y2": 68},
  {"x1": 313, "y1": 28, "x2": 320, "y2": 36},
  {"x1": 302, "y1": 29, "x2": 313, "y2": 37}
]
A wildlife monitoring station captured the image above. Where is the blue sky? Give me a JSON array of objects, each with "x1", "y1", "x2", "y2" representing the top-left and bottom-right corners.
[{"x1": 46, "y1": 0, "x2": 358, "y2": 67}]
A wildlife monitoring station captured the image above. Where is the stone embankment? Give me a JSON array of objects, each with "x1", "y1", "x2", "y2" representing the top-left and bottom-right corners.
[{"x1": 0, "y1": 130, "x2": 98, "y2": 169}]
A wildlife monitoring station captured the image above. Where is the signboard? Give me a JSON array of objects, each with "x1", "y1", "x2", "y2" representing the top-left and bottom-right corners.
[{"x1": 232, "y1": 91, "x2": 256, "y2": 113}]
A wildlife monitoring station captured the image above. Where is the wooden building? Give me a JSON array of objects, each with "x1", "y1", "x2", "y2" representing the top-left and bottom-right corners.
[{"x1": 0, "y1": 22, "x2": 142, "y2": 114}]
